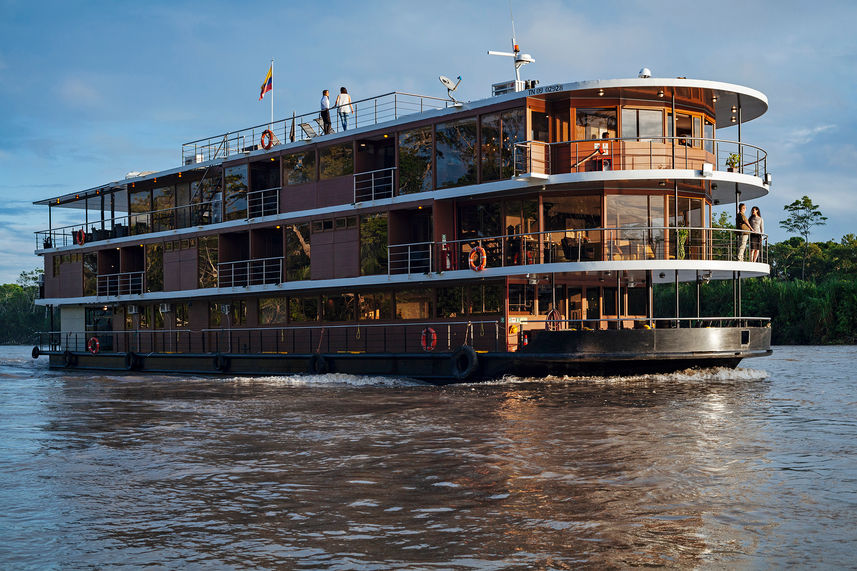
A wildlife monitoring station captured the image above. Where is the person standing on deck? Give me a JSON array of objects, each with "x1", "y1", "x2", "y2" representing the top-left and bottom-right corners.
[
  {"x1": 335, "y1": 87, "x2": 354, "y2": 131},
  {"x1": 736, "y1": 202, "x2": 752, "y2": 261},
  {"x1": 320, "y1": 90, "x2": 332, "y2": 134}
]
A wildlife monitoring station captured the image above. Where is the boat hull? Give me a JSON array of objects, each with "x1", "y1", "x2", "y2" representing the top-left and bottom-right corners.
[{"x1": 43, "y1": 326, "x2": 771, "y2": 384}]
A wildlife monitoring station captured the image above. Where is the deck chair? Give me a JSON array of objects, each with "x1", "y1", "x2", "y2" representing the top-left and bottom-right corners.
[
  {"x1": 314, "y1": 117, "x2": 331, "y2": 134},
  {"x1": 299, "y1": 122, "x2": 318, "y2": 139}
]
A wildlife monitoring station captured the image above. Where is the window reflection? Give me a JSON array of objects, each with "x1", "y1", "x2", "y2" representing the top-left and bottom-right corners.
[
  {"x1": 575, "y1": 108, "x2": 617, "y2": 140},
  {"x1": 282, "y1": 150, "x2": 316, "y2": 185},
  {"x1": 319, "y1": 143, "x2": 353, "y2": 180},
  {"x1": 481, "y1": 108, "x2": 525, "y2": 181},
  {"x1": 224, "y1": 165, "x2": 248, "y2": 221},
  {"x1": 398, "y1": 126, "x2": 432, "y2": 194},
  {"x1": 436, "y1": 117, "x2": 477, "y2": 188}
]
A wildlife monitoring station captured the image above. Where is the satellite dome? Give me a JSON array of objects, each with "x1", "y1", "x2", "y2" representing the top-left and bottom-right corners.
[{"x1": 638, "y1": 67, "x2": 652, "y2": 78}]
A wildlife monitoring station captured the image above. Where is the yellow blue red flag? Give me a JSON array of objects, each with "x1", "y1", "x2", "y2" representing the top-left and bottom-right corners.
[{"x1": 259, "y1": 66, "x2": 272, "y2": 101}]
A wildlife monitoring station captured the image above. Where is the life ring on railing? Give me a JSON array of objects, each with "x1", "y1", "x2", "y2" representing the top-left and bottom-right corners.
[
  {"x1": 87, "y1": 336, "x2": 100, "y2": 355},
  {"x1": 260, "y1": 129, "x2": 274, "y2": 150},
  {"x1": 468, "y1": 246, "x2": 487, "y2": 272},
  {"x1": 450, "y1": 345, "x2": 478, "y2": 381},
  {"x1": 420, "y1": 327, "x2": 437, "y2": 352},
  {"x1": 75, "y1": 229, "x2": 86, "y2": 246}
]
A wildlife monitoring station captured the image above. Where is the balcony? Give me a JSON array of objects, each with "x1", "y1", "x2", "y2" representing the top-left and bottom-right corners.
[
  {"x1": 513, "y1": 136, "x2": 767, "y2": 179},
  {"x1": 36, "y1": 199, "x2": 222, "y2": 250},
  {"x1": 354, "y1": 167, "x2": 396, "y2": 202},
  {"x1": 388, "y1": 226, "x2": 768, "y2": 275},
  {"x1": 218, "y1": 257, "x2": 283, "y2": 288},
  {"x1": 96, "y1": 271, "x2": 145, "y2": 296}
]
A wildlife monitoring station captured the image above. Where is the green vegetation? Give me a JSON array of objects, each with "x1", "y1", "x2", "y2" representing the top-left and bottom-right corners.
[{"x1": 0, "y1": 270, "x2": 51, "y2": 344}]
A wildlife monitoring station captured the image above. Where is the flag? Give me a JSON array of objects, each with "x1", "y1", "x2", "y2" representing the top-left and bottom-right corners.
[
  {"x1": 259, "y1": 65, "x2": 272, "y2": 101},
  {"x1": 289, "y1": 111, "x2": 295, "y2": 142}
]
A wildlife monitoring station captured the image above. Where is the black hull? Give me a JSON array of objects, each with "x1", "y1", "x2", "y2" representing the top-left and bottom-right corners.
[{"x1": 40, "y1": 326, "x2": 772, "y2": 384}]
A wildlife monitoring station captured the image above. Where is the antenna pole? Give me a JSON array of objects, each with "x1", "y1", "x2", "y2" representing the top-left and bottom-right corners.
[{"x1": 270, "y1": 58, "x2": 274, "y2": 130}]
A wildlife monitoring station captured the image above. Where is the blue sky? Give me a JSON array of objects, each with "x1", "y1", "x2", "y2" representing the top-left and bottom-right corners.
[{"x1": 1, "y1": 0, "x2": 856, "y2": 283}]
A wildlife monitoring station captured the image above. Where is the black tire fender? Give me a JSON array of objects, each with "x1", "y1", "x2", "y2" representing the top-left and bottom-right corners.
[
  {"x1": 31, "y1": 346, "x2": 40, "y2": 359},
  {"x1": 450, "y1": 345, "x2": 478, "y2": 381},
  {"x1": 309, "y1": 354, "x2": 329, "y2": 374}
]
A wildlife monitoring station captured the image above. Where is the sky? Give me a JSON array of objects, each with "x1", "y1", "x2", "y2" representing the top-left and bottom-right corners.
[{"x1": 1, "y1": 0, "x2": 856, "y2": 283}]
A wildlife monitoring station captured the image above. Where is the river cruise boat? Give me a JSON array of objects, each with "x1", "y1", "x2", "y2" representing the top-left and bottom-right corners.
[{"x1": 31, "y1": 62, "x2": 772, "y2": 382}]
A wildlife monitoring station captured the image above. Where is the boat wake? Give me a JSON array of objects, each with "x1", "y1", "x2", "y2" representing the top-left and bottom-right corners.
[{"x1": 480, "y1": 366, "x2": 770, "y2": 386}]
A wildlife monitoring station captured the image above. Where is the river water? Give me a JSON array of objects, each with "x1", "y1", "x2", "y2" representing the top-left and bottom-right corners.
[{"x1": 1, "y1": 345, "x2": 855, "y2": 569}]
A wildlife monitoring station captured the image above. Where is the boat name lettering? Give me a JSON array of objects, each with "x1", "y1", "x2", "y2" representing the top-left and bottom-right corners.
[{"x1": 527, "y1": 84, "x2": 562, "y2": 95}]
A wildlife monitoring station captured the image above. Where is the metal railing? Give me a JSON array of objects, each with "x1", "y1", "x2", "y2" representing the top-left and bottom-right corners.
[
  {"x1": 96, "y1": 271, "x2": 145, "y2": 296},
  {"x1": 218, "y1": 257, "x2": 283, "y2": 288},
  {"x1": 513, "y1": 136, "x2": 767, "y2": 178},
  {"x1": 248, "y1": 187, "x2": 280, "y2": 218},
  {"x1": 35, "y1": 198, "x2": 222, "y2": 250},
  {"x1": 181, "y1": 92, "x2": 452, "y2": 164},
  {"x1": 36, "y1": 316, "x2": 770, "y2": 356},
  {"x1": 354, "y1": 167, "x2": 396, "y2": 202},
  {"x1": 388, "y1": 226, "x2": 768, "y2": 275}
]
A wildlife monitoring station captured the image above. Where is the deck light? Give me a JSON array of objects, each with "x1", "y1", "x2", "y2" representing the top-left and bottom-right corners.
[
  {"x1": 712, "y1": 94, "x2": 718, "y2": 103},
  {"x1": 178, "y1": 172, "x2": 182, "y2": 178},
  {"x1": 598, "y1": 88, "x2": 604, "y2": 96},
  {"x1": 731, "y1": 116, "x2": 737, "y2": 123},
  {"x1": 731, "y1": 106, "x2": 737, "y2": 113},
  {"x1": 658, "y1": 89, "x2": 664, "y2": 98},
  {"x1": 383, "y1": 134, "x2": 389, "y2": 138}
]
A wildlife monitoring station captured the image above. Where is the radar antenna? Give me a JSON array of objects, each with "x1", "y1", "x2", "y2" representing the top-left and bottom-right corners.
[
  {"x1": 439, "y1": 75, "x2": 462, "y2": 102},
  {"x1": 487, "y1": 1, "x2": 534, "y2": 83}
]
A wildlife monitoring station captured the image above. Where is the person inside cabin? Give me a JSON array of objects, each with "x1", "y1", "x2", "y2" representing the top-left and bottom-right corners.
[
  {"x1": 506, "y1": 225, "x2": 521, "y2": 264},
  {"x1": 736, "y1": 202, "x2": 752, "y2": 261},
  {"x1": 335, "y1": 87, "x2": 354, "y2": 131},
  {"x1": 320, "y1": 89, "x2": 332, "y2": 134}
]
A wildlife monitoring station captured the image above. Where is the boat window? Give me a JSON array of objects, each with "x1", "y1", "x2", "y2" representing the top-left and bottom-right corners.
[
  {"x1": 259, "y1": 296, "x2": 289, "y2": 325},
  {"x1": 585, "y1": 288, "x2": 600, "y2": 321},
  {"x1": 575, "y1": 108, "x2": 617, "y2": 140},
  {"x1": 704, "y1": 119, "x2": 714, "y2": 153},
  {"x1": 359, "y1": 291, "x2": 392, "y2": 320},
  {"x1": 282, "y1": 150, "x2": 316, "y2": 185},
  {"x1": 209, "y1": 302, "x2": 222, "y2": 327},
  {"x1": 139, "y1": 305, "x2": 152, "y2": 329},
  {"x1": 319, "y1": 143, "x2": 353, "y2": 180},
  {"x1": 398, "y1": 126, "x2": 433, "y2": 195},
  {"x1": 530, "y1": 110, "x2": 549, "y2": 142},
  {"x1": 621, "y1": 108, "x2": 663, "y2": 141},
  {"x1": 603, "y1": 287, "x2": 618, "y2": 316},
  {"x1": 289, "y1": 296, "x2": 319, "y2": 322},
  {"x1": 435, "y1": 117, "x2": 477, "y2": 189},
  {"x1": 539, "y1": 285, "x2": 563, "y2": 316},
  {"x1": 509, "y1": 284, "x2": 534, "y2": 314},
  {"x1": 152, "y1": 185, "x2": 174, "y2": 232},
  {"x1": 543, "y1": 195, "x2": 601, "y2": 231},
  {"x1": 231, "y1": 300, "x2": 247, "y2": 325},
  {"x1": 285, "y1": 223, "x2": 310, "y2": 281},
  {"x1": 467, "y1": 283, "x2": 503, "y2": 315},
  {"x1": 198, "y1": 235, "x2": 219, "y2": 288},
  {"x1": 395, "y1": 289, "x2": 433, "y2": 320},
  {"x1": 437, "y1": 286, "x2": 463, "y2": 318},
  {"x1": 323, "y1": 294, "x2": 355, "y2": 321},
  {"x1": 627, "y1": 287, "x2": 646, "y2": 316},
  {"x1": 481, "y1": 107, "x2": 526, "y2": 182},
  {"x1": 129, "y1": 188, "x2": 151, "y2": 235},
  {"x1": 175, "y1": 182, "x2": 190, "y2": 228},
  {"x1": 83, "y1": 252, "x2": 97, "y2": 296},
  {"x1": 360, "y1": 213, "x2": 388, "y2": 276},
  {"x1": 459, "y1": 202, "x2": 502, "y2": 240},
  {"x1": 175, "y1": 303, "x2": 189, "y2": 328},
  {"x1": 224, "y1": 165, "x2": 248, "y2": 221},
  {"x1": 145, "y1": 244, "x2": 163, "y2": 292},
  {"x1": 190, "y1": 176, "x2": 221, "y2": 225}
]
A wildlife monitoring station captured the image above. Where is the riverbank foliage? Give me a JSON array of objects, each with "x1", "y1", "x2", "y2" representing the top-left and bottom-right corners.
[{"x1": 0, "y1": 270, "x2": 51, "y2": 344}]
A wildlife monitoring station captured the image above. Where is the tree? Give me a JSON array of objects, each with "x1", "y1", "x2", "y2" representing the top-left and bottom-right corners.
[{"x1": 780, "y1": 195, "x2": 827, "y2": 280}]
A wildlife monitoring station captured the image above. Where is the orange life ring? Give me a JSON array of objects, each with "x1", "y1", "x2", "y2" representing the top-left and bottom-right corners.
[
  {"x1": 87, "y1": 336, "x2": 100, "y2": 355},
  {"x1": 420, "y1": 327, "x2": 437, "y2": 351},
  {"x1": 260, "y1": 129, "x2": 274, "y2": 150},
  {"x1": 75, "y1": 229, "x2": 86, "y2": 245},
  {"x1": 468, "y1": 246, "x2": 487, "y2": 271}
]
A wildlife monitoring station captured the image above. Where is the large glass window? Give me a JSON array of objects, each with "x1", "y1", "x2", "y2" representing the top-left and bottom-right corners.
[
  {"x1": 152, "y1": 185, "x2": 174, "y2": 232},
  {"x1": 290, "y1": 296, "x2": 319, "y2": 322},
  {"x1": 259, "y1": 296, "x2": 290, "y2": 325},
  {"x1": 437, "y1": 286, "x2": 463, "y2": 318},
  {"x1": 145, "y1": 244, "x2": 163, "y2": 292},
  {"x1": 395, "y1": 289, "x2": 433, "y2": 320},
  {"x1": 668, "y1": 196, "x2": 706, "y2": 259},
  {"x1": 359, "y1": 291, "x2": 392, "y2": 320},
  {"x1": 467, "y1": 283, "x2": 503, "y2": 315},
  {"x1": 398, "y1": 126, "x2": 432, "y2": 194},
  {"x1": 282, "y1": 151, "x2": 316, "y2": 185},
  {"x1": 435, "y1": 117, "x2": 477, "y2": 189},
  {"x1": 621, "y1": 108, "x2": 663, "y2": 141},
  {"x1": 704, "y1": 119, "x2": 714, "y2": 153},
  {"x1": 319, "y1": 143, "x2": 353, "y2": 180},
  {"x1": 360, "y1": 213, "x2": 388, "y2": 276},
  {"x1": 198, "y1": 235, "x2": 218, "y2": 288},
  {"x1": 191, "y1": 176, "x2": 221, "y2": 225},
  {"x1": 224, "y1": 165, "x2": 248, "y2": 221},
  {"x1": 83, "y1": 253, "x2": 97, "y2": 296},
  {"x1": 575, "y1": 108, "x2": 617, "y2": 140},
  {"x1": 129, "y1": 189, "x2": 151, "y2": 234},
  {"x1": 285, "y1": 223, "x2": 311, "y2": 281},
  {"x1": 481, "y1": 107, "x2": 526, "y2": 181},
  {"x1": 530, "y1": 110, "x2": 549, "y2": 142},
  {"x1": 323, "y1": 294, "x2": 355, "y2": 321}
]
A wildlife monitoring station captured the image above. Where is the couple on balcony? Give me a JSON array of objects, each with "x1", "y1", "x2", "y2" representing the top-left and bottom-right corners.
[{"x1": 737, "y1": 203, "x2": 765, "y2": 262}]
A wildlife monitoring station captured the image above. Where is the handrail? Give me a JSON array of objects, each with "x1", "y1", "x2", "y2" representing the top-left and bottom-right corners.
[
  {"x1": 389, "y1": 225, "x2": 769, "y2": 274},
  {"x1": 354, "y1": 166, "x2": 396, "y2": 202},
  {"x1": 96, "y1": 271, "x2": 145, "y2": 296},
  {"x1": 247, "y1": 186, "x2": 280, "y2": 218},
  {"x1": 181, "y1": 91, "x2": 452, "y2": 164},
  {"x1": 513, "y1": 135, "x2": 768, "y2": 177},
  {"x1": 218, "y1": 256, "x2": 283, "y2": 288}
]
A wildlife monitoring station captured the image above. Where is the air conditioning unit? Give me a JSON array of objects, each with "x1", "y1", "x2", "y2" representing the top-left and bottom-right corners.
[
  {"x1": 159, "y1": 303, "x2": 172, "y2": 314},
  {"x1": 127, "y1": 304, "x2": 139, "y2": 315}
]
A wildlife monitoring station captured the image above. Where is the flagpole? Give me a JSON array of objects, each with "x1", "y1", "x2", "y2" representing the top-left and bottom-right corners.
[{"x1": 270, "y1": 58, "x2": 274, "y2": 131}]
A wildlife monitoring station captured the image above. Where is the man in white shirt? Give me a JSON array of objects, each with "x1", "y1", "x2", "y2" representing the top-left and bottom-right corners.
[{"x1": 320, "y1": 90, "x2": 332, "y2": 134}]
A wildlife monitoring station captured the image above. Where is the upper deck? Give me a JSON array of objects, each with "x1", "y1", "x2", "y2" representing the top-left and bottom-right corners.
[{"x1": 33, "y1": 76, "x2": 770, "y2": 253}]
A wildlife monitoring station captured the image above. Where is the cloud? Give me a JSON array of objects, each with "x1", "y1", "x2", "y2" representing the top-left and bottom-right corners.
[
  {"x1": 783, "y1": 124, "x2": 836, "y2": 147},
  {"x1": 58, "y1": 77, "x2": 103, "y2": 107}
]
